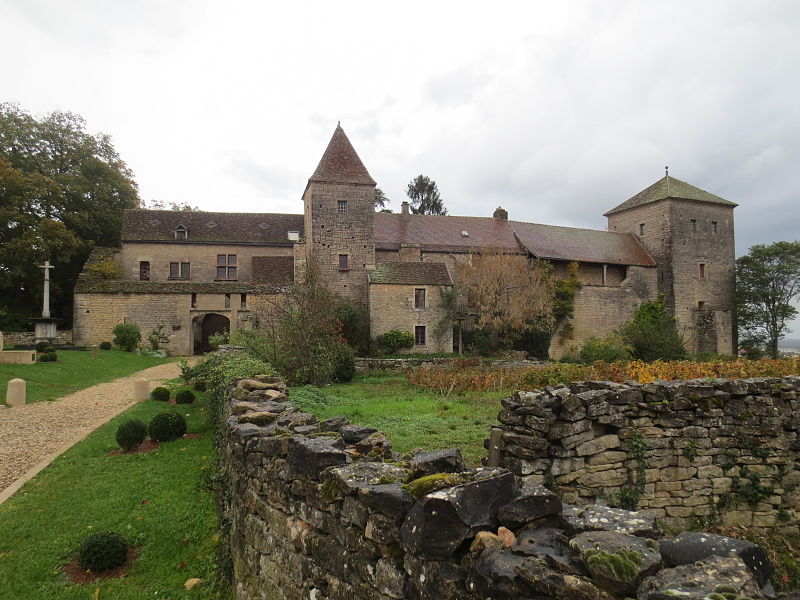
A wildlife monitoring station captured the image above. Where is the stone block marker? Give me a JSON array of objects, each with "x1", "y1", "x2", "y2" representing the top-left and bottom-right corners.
[
  {"x1": 133, "y1": 378, "x2": 149, "y2": 402},
  {"x1": 6, "y1": 379, "x2": 26, "y2": 407},
  {"x1": 91, "y1": 344, "x2": 99, "y2": 359}
]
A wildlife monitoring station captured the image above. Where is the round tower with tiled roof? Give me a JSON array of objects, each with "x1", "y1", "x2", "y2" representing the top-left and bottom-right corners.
[
  {"x1": 301, "y1": 123, "x2": 376, "y2": 305},
  {"x1": 605, "y1": 174, "x2": 737, "y2": 354}
]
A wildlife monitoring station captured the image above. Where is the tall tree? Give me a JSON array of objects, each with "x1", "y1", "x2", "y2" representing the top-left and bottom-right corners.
[
  {"x1": 0, "y1": 103, "x2": 140, "y2": 329},
  {"x1": 374, "y1": 187, "x2": 389, "y2": 209},
  {"x1": 736, "y1": 241, "x2": 800, "y2": 358},
  {"x1": 406, "y1": 175, "x2": 447, "y2": 215}
]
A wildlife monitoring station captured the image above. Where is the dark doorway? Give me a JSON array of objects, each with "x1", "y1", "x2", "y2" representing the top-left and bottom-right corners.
[{"x1": 195, "y1": 313, "x2": 230, "y2": 354}]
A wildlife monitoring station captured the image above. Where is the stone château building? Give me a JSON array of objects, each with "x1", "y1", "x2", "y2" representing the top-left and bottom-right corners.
[{"x1": 73, "y1": 125, "x2": 736, "y2": 357}]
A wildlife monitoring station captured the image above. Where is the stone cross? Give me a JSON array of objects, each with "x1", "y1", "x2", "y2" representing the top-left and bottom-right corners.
[{"x1": 39, "y1": 260, "x2": 54, "y2": 318}]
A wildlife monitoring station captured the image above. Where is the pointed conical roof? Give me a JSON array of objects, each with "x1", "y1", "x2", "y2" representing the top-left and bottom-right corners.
[
  {"x1": 604, "y1": 175, "x2": 736, "y2": 216},
  {"x1": 308, "y1": 123, "x2": 376, "y2": 186}
]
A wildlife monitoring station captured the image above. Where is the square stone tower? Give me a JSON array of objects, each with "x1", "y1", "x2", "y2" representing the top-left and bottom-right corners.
[
  {"x1": 605, "y1": 174, "x2": 737, "y2": 354},
  {"x1": 302, "y1": 124, "x2": 376, "y2": 306}
]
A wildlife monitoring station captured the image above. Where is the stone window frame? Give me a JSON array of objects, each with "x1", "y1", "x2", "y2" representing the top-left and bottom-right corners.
[
  {"x1": 338, "y1": 254, "x2": 349, "y2": 271},
  {"x1": 174, "y1": 225, "x2": 188, "y2": 240},
  {"x1": 224, "y1": 293, "x2": 231, "y2": 308},
  {"x1": 337, "y1": 200, "x2": 347, "y2": 214},
  {"x1": 698, "y1": 262, "x2": 706, "y2": 280},
  {"x1": 169, "y1": 261, "x2": 190, "y2": 280},
  {"x1": 241, "y1": 293, "x2": 247, "y2": 308},
  {"x1": 414, "y1": 325, "x2": 426, "y2": 346},
  {"x1": 639, "y1": 223, "x2": 645, "y2": 236},
  {"x1": 139, "y1": 261, "x2": 150, "y2": 281},
  {"x1": 216, "y1": 254, "x2": 238, "y2": 281},
  {"x1": 711, "y1": 221, "x2": 718, "y2": 234},
  {"x1": 414, "y1": 287, "x2": 426, "y2": 310}
]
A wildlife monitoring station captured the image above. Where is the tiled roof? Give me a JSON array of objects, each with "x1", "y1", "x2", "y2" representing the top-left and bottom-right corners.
[
  {"x1": 373, "y1": 213, "x2": 522, "y2": 253},
  {"x1": 308, "y1": 124, "x2": 376, "y2": 186},
  {"x1": 122, "y1": 209, "x2": 304, "y2": 244},
  {"x1": 604, "y1": 175, "x2": 737, "y2": 216},
  {"x1": 368, "y1": 262, "x2": 453, "y2": 286},
  {"x1": 510, "y1": 221, "x2": 656, "y2": 266},
  {"x1": 373, "y1": 213, "x2": 654, "y2": 266},
  {"x1": 76, "y1": 279, "x2": 288, "y2": 294}
]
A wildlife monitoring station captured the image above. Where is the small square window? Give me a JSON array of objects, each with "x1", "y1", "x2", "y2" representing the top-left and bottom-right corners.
[
  {"x1": 691, "y1": 219, "x2": 697, "y2": 232},
  {"x1": 698, "y1": 301, "x2": 705, "y2": 310},
  {"x1": 337, "y1": 200, "x2": 347, "y2": 213},
  {"x1": 240, "y1": 293, "x2": 247, "y2": 308},
  {"x1": 415, "y1": 288, "x2": 426, "y2": 309},
  {"x1": 338, "y1": 254, "x2": 349, "y2": 270},
  {"x1": 639, "y1": 223, "x2": 645, "y2": 236},
  {"x1": 415, "y1": 326, "x2": 426, "y2": 346},
  {"x1": 712, "y1": 221, "x2": 718, "y2": 233}
]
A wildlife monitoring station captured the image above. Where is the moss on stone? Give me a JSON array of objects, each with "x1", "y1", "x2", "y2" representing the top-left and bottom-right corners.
[
  {"x1": 583, "y1": 547, "x2": 643, "y2": 581},
  {"x1": 402, "y1": 472, "x2": 474, "y2": 500}
]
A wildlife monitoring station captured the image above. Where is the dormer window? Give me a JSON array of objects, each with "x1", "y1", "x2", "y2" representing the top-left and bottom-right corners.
[
  {"x1": 288, "y1": 230, "x2": 300, "y2": 241},
  {"x1": 174, "y1": 225, "x2": 188, "y2": 240}
]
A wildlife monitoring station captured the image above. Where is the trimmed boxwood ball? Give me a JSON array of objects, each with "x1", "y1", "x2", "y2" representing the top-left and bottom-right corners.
[
  {"x1": 78, "y1": 531, "x2": 128, "y2": 572},
  {"x1": 38, "y1": 351, "x2": 57, "y2": 362},
  {"x1": 148, "y1": 411, "x2": 187, "y2": 442},
  {"x1": 35, "y1": 341, "x2": 50, "y2": 352},
  {"x1": 175, "y1": 389, "x2": 195, "y2": 404},
  {"x1": 99, "y1": 341, "x2": 112, "y2": 350},
  {"x1": 150, "y1": 386, "x2": 170, "y2": 402},
  {"x1": 115, "y1": 419, "x2": 147, "y2": 451}
]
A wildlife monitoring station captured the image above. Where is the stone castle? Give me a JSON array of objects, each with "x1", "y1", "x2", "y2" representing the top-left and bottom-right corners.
[{"x1": 73, "y1": 124, "x2": 736, "y2": 357}]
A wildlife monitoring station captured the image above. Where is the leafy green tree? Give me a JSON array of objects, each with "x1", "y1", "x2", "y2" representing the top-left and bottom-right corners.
[
  {"x1": 406, "y1": 175, "x2": 447, "y2": 215},
  {"x1": 374, "y1": 187, "x2": 389, "y2": 209},
  {"x1": 0, "y1": 103, "x2": 140, "y2": 329},
  {"x1": 736, "y1": 241, "x2": 800, "y2": 358},
  {"x1": 620, "y1": 295, "x2": 687, "y2": 362}
]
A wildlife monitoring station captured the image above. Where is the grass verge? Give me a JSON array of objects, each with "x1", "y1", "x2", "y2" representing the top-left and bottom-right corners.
[
  {"x1": 291, "y1": 371, "x2": 504, "y2": 465},
  {"x1": 1, "y1": 349, "x2": 172, "y2": 404},
  {"x1": 0, "y1": 393, "x2": 229, "y2": 599}
]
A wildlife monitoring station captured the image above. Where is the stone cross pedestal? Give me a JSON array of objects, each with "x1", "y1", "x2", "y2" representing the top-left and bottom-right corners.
[{"x1": 34, "y1": 260, "x2": 60, "y2": 344}]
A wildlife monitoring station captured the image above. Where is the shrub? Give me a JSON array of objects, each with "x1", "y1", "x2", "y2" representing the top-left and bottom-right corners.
[
  {"x1": 620, "y1": 295, "x2": 687, "y2": 362},
  {"x1": 113, "y1": 323, "x2": 141, "y2": 352},
  {"x1": 115, "y1": 419, "x2": 147, "y2": 451},
  {"x1": 576, "y1": 334, "x2": 632, "y2": 364},
  {"x1": 375, "y1": 330, "x2": 415, "y2": 355},
  {"x1": 38, "y1": 351, "x2": 57, "y2": 362},
  {"x1": 148, "y1": 411, "x2": 187, "y2": 442},
  {"x1": 99, "y1": 341, "x2": 112, "y2": 350},
  {"x1": 43, "y1": 345, "x2": 56, "y2": 353},
  {"x1": 150, "y1": 386, "x2": 171, "y2": 402},
  {"x1": 35, "y1": 341, "x2": 50, "y2": 352},
  {"x1": 194, "y1": 380, "x2": 207, "y2": 392},
  {"x1": 77, "y1": 532, "x2": 128, "y2": 572},
  {"x1": 175, "y1": 389, "x2": 195, "y2": 404},
  {"x1": 331, "y1": 343, "x2": 356, "y2": 383}
]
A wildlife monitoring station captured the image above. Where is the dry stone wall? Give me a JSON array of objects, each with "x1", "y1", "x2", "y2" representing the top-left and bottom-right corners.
[
  {"x1": 218, "y1": 376, "x2": 781, "y2": 600},
  {"x1": 2, "y1": 330, "x2": 73, "y2": 346},
  {"x1": 495, "y1": 377, "x2": 800, "y2": 532}
]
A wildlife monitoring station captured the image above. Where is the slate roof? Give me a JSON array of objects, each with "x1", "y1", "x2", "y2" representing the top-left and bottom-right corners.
[
  {"x1": 308, "y1": 124, "x2": 376, "y2": 186},
  {"x1": 122, "y1": 209, "x2": 304, "y2": 244},
  {"x1": 373, "y1": 213, "x2": 654, "y2": 266},
  {"x1": 604, "y1": 175, "x2": 737, "y2": 216},
  {"x1": 511, "y1": 221, "x2": 656, "y2": 266},
  {"x1": 368, "y1": 262, "x2": 453, "y2": 286},
  {"x1": 76, "y1": 280, "x2": 288, "y2": 294}
]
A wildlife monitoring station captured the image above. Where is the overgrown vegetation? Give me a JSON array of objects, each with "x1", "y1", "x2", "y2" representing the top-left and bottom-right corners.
[
  {"x1": 405, "y1": 357, "x2": 800, "y2": 394},
  {"x1": 112, "y1": 322, "x2": 141, "y2": 351},
  {"x1": 374, "y1": 330, "x2": 415, "y2": 355},
  {"x1": 619, "y1": 294, "x2": 687, "y2": 362}
]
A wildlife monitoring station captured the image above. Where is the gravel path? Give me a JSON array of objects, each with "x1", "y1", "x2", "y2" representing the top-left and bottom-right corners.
[{"x1": 0, "y1": 361, "x2": 187, "y2": 496}]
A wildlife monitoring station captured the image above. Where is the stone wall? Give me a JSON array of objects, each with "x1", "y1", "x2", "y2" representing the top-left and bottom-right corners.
[
  {"x1": 495, "y1": 377, "x2": 800, "y2": 532},
  {"x1": 219, "y1": 376, "x2": 779, "y2": 599},
  {"x1": 2, "y1": 330, "x2": 73, "y2": 346}
]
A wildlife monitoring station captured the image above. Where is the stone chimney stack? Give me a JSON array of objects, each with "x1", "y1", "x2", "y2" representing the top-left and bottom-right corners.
[
  {"x1": 493, "y1": 206, "x2": 508, "y2": 220},
  {"x1": 401, "y1": 201, "x2": 410, "y2": 218}
]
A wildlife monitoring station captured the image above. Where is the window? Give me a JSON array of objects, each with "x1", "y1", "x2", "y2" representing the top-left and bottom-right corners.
[
  {"x1": 414, "y1": 288, "x2": 426, "y2": 309},
  {"x1": 191, "y1": 293, "x2": 197, "y2": 308},
  {"x1": 224, "y1": 293, "x2": 231, "y2": 308},
  {"x1": 174, "y1": 226, "x2": 187, "y2": 240},
  {"x1": 699, "y1": 263, "x2": 706, "y2": 280},
  {"x1": 338, "y1": 254, "x2": 349, "y2": 270},
  {"x1": 639, "y1": 223, "x2": 645, "y2": 236},
  {"x1": 216, "y1": 254, "x2": 237, "y2": 280},
  {"x1": 288, "y1": 230, "x2": 300, "y2": 241},
  {"x1": 240, "y1": 293, "x2": 247, "y2": 308},
  {"x1": 169, "y1": 262, "x2": 190, "y2": 279},
  {"x1": 712, "y1": 221, "x2": 718, "y2": 233},
  {"x1": 691, "y1": 219, "x2": 697, "y2": 232},
  {"x1": 139, "y1": 261, "x2": 150, "y2": 281},
  {"x1": 698, "y1": 301, "x2": 705, "y2": 310},
  {"x1": 415, "y1": 326, "x2": 426, "y2": 346},
  {"x1": 337, "y1": 200, "x2": 347, "y2": 213}
]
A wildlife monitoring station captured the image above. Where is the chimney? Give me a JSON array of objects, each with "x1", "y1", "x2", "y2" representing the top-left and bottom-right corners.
[
  {"x1": 401, "y1": 201, "x2": 410, "y2": 218},
  {"x1": 493, "y1": 206, "x2": 508, "y2": 220}
]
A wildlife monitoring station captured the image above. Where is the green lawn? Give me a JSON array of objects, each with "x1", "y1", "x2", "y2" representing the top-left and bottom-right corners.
[
  {"x1": 0, "y1": 349, "x2": 172, "y2": 404},
  {"x1": 291, "y1": 372, "x2": 506, "y2": 465},
  {"x1": 0, "y1": 393, "x2": 228, "y2": 599}
]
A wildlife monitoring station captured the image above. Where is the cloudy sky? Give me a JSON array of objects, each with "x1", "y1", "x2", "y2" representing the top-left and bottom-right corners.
[{"x1": 3, "y1": 3, "x2": 799, "y2": 273}]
